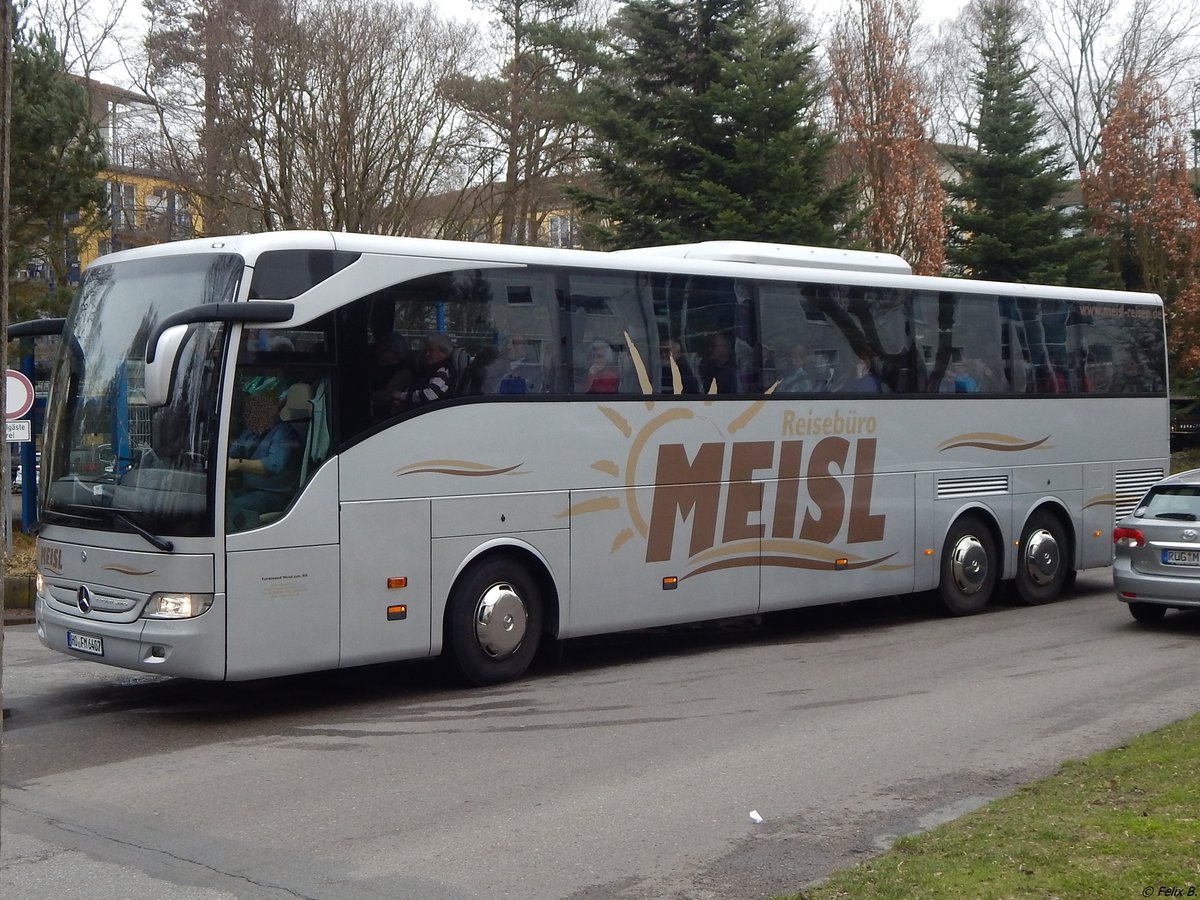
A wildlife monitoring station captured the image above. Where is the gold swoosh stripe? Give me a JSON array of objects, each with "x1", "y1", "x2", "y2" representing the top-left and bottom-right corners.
[
  {"x1": 558, "y1": 496, "x2": 622, "y2": 519},
  {"x1": 394, "y1": 462, "x2": 523, "y2": 477},
  {"x1": 939, "y1": 436, "x2": 1050, "y2": 452},
  {"x1": 101, "y1": 564, "x2": 157, "y2": 576},
  {"x1": 682, "y1": 552, "x2": 898, "y2": 580}
]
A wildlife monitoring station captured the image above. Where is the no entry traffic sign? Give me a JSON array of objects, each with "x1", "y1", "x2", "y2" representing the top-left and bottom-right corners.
[{"x1": 6, "y1": 369, "x2": 35, "y2": 420}]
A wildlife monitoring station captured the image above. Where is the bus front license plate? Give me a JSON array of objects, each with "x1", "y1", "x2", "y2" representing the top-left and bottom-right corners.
[
  {"x1": 1162, "y1": 549, "x2": 1200, "y2": 566},
  {"x1": 67, "y1": 631, "x2": 104, "y2": 656}
]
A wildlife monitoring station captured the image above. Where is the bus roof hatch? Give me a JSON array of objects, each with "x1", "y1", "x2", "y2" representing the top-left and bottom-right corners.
[{"x1": 616, "y1": 241, "x2": 912, "y2": 276}]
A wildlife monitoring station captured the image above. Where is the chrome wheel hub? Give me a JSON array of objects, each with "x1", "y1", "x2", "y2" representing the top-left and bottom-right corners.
[
  {"x1": 950, "y1": 534, "x2": 988, "y2": 594},
  {"x1": 1023, "y1": 528, "x2": 1060, "y2": 586},
  {"x1": 474, "y1": 582, "x2": 528, "y2": 659}
]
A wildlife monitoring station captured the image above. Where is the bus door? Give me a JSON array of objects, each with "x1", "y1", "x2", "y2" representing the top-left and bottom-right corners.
[
  {"x1": 223, "y1": 365, "x2": 341, "y2": 679},
  {"x1": 224, "y1": 460, "x2": 342, "y2": 679}
]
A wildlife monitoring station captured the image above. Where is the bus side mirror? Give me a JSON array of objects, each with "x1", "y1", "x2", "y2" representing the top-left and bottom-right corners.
[
  {"x1": 145, "y1": 324, "x2": 190, "y2": 407},
  {"x1": 143, "y1": 300, "x2": 296, "y2": 407}
]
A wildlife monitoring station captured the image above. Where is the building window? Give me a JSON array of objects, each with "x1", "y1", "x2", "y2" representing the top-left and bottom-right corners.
[
  {"x1": 146, "y1": 188, "x2": 194, "y2": 234},
  {"x1": 108, "y1": 182, "x2": 136, "y2": 229},
  {"x1": 547, "y1": 214, "x2": 573, "y2": 249}
]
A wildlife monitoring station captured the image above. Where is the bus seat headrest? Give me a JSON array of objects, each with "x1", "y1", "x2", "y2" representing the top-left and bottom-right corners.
[{"x1": 279, "y1": 383, "x2": 313, "y2": 422}]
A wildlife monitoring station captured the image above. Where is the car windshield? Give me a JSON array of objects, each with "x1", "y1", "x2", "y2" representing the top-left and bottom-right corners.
[
  {"x1": 1136, "y1": 485, "x2": 1200, "y2": 521},
  {"x1": 40, "y1": 253, "x2": 244, "y2": 539}
]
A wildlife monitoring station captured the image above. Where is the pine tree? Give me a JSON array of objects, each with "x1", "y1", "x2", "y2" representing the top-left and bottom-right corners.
[
  {"x1": 944, "y1": 0, "x2": 1108, "y2": 287},
  {"x1": 572, "y1": 0, "x2": 855, "y2": 250},
  {"x1": 9, "y1": 22, "x2": 107, "y2": 294}
]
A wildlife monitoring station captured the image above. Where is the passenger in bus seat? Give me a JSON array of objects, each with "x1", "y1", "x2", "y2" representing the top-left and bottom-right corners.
[
  {"x1": 659, "y1": 340, "x2": 699, "y2": 394},
  {"x1": 392, "y1": 333, "x2": 454, "y2": 409},
  {"x1": 463, "y1": 345, "x2": 497, "y2": 396},
  {"x1": 700, "y1": 333, "x2": 738, "y2": 393},
  {"x1": 370, "y1": 334, "x2": 413, "y2": 419},
  {"x1": 227, "y1": 390, "x2": 303, "y2": 525},
  {"x1": 842, "y1": 351, "x2": 883, "y2": 392},
  {"x1": 950, "y1": 357, "x2": 979, "y2": 393},
  {"x1": 487, "y1": 334, "x2": 542, "y2": 394},
  {"x1": 583, "y1": 340, "x2": 620, "y2": 393},
  {"x1": 777, "y1": 345, "x2": 816, "y2": 393}
]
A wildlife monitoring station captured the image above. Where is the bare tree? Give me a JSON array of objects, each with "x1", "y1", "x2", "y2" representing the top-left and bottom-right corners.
[
  {"x1": 1032, "y1": 0, "x2": 1200, "y2": 175},
  {"x1": 828, "y1": 0, "x2": 946, "y2": 274},
  {"x1": 928, "y1": 4, "x2": 984, "y2": 148},
  {"x1": 293, "y1": 0, "x2": 483, "y2": 234},
  {"x1": 135, "y1": 0, "x2": 484, "y2": 235},
  {"x1": 26, "y1": 0, "x2": 133, "y2": 79}
]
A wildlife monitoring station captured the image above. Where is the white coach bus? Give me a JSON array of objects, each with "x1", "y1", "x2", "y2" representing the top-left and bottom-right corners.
[{"x1": 24, "y1": 232, "x2": 1168, "y2": 684}]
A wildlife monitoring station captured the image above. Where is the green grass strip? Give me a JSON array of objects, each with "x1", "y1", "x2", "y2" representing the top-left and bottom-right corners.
[{"x1": 789, "y1": 714, "x2": 1200, "y2": 900}]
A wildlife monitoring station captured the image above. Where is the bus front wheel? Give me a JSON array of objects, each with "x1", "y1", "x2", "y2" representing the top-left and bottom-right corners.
[
  {"x1": 938, "y1": 514, "x2": 997, "y2": 616},
  {"x1": 1015, "y1": 511, "x2": 1071, "y2": 605},
  {"x1": 447, "y1": 556, "x2": 543, "y2": 686}
]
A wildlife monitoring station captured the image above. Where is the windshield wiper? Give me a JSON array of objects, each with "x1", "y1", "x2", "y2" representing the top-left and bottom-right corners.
[
  {"x1": 111, "y1": 509, "x2": 175, "y2": 553},
  {"x1": 1154, "y1": 512, "x2": 1198, "y2": 521}
]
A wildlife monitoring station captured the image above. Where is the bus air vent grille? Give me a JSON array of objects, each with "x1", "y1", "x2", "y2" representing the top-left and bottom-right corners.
[
  {"x1": 1114, "y1": 468, "x2": 1166, "y2": 522},
  {"x1": 936, "y1": 475, "x2": 1010, "y2": 499}
]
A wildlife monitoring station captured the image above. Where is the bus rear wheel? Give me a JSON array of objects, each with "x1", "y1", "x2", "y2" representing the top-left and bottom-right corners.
[
  {"x1": 1015, "y1": 511, "x2": 1071, "y2": 605},
  {"x1": 938, "y1": 514, "x2": 997, "y2": 616},
  {"x1": 447, "y1": 556, "x2": 543, "y2": 686}
]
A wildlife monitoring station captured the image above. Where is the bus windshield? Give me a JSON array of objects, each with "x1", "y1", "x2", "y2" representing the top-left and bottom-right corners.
[{"x1": 40, "y1": 253, "x2": 244, "y2": 540}]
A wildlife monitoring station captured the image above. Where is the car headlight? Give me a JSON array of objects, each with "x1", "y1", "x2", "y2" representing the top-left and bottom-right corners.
[{"x1": 143, "y1": 592, "x2": 214, "y2": 619}]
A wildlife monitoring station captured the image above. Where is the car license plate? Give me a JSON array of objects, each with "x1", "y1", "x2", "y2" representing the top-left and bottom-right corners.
[
  {"x1": 1162, "y1": 549, "x2": 1200, "y2": 566},
  {"x1": 66, "y1": 630, "x2": 104, "y2": 656}
]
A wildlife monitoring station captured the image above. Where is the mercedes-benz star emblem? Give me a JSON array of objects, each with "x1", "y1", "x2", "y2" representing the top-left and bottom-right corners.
[{"x1": 77, "y1": 585, "x2": 93, "y2": 614}]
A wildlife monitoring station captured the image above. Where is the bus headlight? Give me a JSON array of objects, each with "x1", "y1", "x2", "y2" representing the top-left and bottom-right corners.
[
  {"x1": 143, "y1": 592, "x2": 214, "y2": 619},
  {"x1": 36, "y1": 572, "x2": 45, "y2": 595}
]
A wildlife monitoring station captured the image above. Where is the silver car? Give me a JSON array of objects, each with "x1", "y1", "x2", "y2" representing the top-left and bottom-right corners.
[{"x1": 1114, "y1": 468, "x2": 1200, "y2": 622}]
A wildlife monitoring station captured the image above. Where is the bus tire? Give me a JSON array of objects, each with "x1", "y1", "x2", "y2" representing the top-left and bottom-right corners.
[
  {"x1": 938, "y1": 514, "x2": 997, "y2": 616},
  {"x1": 1015, "y1": 511, "x2": 1070, "y2": 605},
  {"x1": 447, "y1": 556, "x2": 543, "y2": 686},
  {"x1": 1128, "y1": 601, "x2": 1167, "y2": 624}
]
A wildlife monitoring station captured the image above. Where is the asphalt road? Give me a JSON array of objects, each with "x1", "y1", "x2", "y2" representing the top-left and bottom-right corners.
[{"x1": 3, "y1": 571, "x2": 1198, "y2": 900}]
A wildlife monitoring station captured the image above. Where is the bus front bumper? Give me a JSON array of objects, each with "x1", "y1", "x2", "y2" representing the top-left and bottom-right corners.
[{"x1": 36, "y1": 595, "x2": 228, "y2": 680}]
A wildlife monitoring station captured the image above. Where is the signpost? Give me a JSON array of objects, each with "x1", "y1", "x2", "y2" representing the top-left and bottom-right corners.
[
  {"x1": 6, "y1": 369, "x2": 38, "y2": 536},
  {"x1": 6, "y1": 419, "x2": 31, "y2": 442}
]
